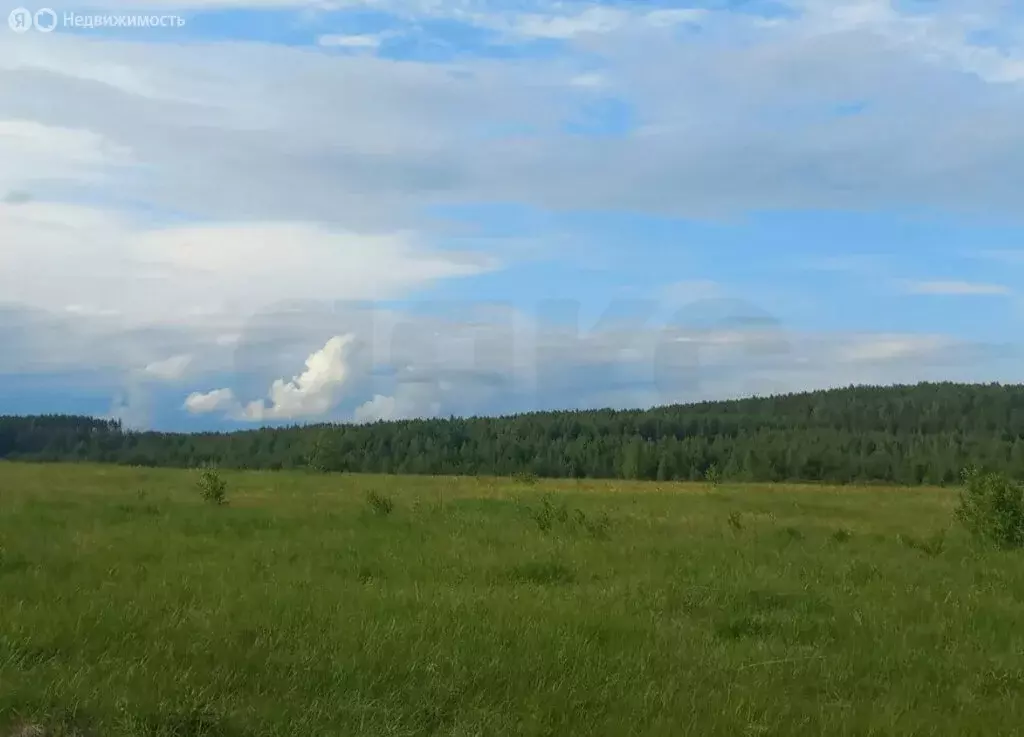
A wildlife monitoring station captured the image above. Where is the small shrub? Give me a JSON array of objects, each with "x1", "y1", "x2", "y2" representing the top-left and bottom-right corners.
[
  {"x1": 196, "y1": 468, "x2": 227, "y2": 506},
  {"x1": 830, "y1": 528, "x2": 853, "y2": 544},
  {"x1": 727, "y1": 511, "x2": 743, "y2": 532},
  {"x1": 365, "y1": 490, "x2": 394, "y2": 516},
  {"x1": 528, "y1": 495, "x2": 560, "y2": 533},
  {"x1": 705, "y1": 464, "x2": 722, "y2": 486},
  {"x1": 568, "y1": 507, "x2": 612, "y2": 540},
  {"x1": 955, "y1": 468, "x2": 1024, "y2": 549},
  {"x1": 583, "y1": 511, "x2": 612, "y2": 540},
  {"x1": 514, "y1": 471, "x2": 539, "y2": 486},
  {"x1": 527, "y1": 497, "x2": 612, "y2": 539},
  {"x1": 532, "y1": 503, "x2": 553, "y2": 532}
]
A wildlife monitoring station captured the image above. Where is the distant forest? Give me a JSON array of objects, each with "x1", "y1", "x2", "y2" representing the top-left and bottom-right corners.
[{"x1": 3, "y1": 383, "x2": 1024, "y2": 485}]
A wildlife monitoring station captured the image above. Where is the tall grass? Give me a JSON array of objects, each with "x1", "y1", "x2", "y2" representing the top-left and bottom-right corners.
[{"x1": 1, "y1": 463, "x2": 1021, "y2": 736}]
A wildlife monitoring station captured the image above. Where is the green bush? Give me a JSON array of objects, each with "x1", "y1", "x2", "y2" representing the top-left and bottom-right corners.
[
  {"x1": 196, "y1": 467, "x2": 227, "y2": 506},
  {"x1": 830, "y1": 528, "x2": 852, "y2": 544},
  {"x1": 528, "y1": 495, "x2": 560, "y2": 532},
  {"x1": 365, "y1": 490, "x2": 394, "y2": 516},
  {"x1": 705, "y1": 464, "x2": 722, "y2": 486},
  {"x1": 526, "y1": 497, "x2": 612, "y2": 539},
  {"x1": 955, "y1": 468, "x2": 1024, "y2": 549}
]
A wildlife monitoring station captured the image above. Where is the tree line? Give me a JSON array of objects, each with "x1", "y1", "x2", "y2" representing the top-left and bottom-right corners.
[{"x1": 3, "y1": 382, "x2": 1024, "y2": 485}]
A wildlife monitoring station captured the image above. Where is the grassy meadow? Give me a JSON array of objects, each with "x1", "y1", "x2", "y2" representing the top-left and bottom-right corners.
[{"x1": 2, "y1": 461, "x2": 1024, "y2": 736}]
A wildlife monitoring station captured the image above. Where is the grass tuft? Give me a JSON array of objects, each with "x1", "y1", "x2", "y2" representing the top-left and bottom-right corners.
[
  {"x1": 364, "y1": 490, "x2": 394, "y2": 516},
  {"x1": 507, "y1": 560, "x2": 576, "y2": 586}
]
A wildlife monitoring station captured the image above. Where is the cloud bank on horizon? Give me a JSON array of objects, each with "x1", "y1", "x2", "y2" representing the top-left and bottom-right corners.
[{"x1": 2, "y1": 0, "x2": 1023, "y2": 429}]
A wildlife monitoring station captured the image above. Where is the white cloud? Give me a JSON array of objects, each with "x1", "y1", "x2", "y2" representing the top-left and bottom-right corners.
[
  {"x1": 504, "y1": 6, "x2": 628, "y2": 39},
  {"x1": 353, "y1": 394, "x2": 398, "y2": 423},
  {"x1": 476, "y1": 4, "x2": 705, "y2": 40},
  {"x1": 903, "y1": 280, "x2": 1011, "y2": 296},
  {"x1": 243, "y1": 335, "x2": 354, "y2": 420},
  {"x1": 0, "y1": 120, "x2": 132, "y2": 194},
  {"x1": 201, "y1": 334, "x2": 359, "y2": 421},
  {"x1": 184, "y1": 387, "x2": 238, "y2": 414},
  {"x1": 4, "y1": 4, "x2": 1024, "y2": 231},
  {"x1": 834, "y1": 334, "x2": 956, "y2": 363},
  {"x1": 0, "y1": 203, "x2": 492, "y2": 322},
  {"x1": 353, "y1": 390, "x2": 446, "y2": 423},
  {"x1": 794, "y1": 0, "x2": 1024, "y2": 84},
  {"x1": 144, "y1": 354, "x2": 193, "y2": 381},
  {"x1": 645, "y1": 8, "x2": 706, "y2": 27},
  {"x1": 318, "y1": 34, "x2": 384, "y2": 49},
  {"x1": 569, "y1": 72, "x2": 605, "y2": 88}
]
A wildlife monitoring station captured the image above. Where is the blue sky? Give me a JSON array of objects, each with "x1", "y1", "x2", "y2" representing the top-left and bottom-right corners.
[{"x1": 1, "y1": 0, "x2": 1023, "y2": 429}]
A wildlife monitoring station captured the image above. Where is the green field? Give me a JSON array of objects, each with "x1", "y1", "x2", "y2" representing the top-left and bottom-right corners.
[{"x1": 2, "y1": 462, "x2": 1024, "y2": 736}]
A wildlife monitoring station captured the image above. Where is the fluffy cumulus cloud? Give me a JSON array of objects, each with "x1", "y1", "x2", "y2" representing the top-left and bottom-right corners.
[
  {"x1": 2, "y1": 0, "x2": 1024, "y2": 427},
  {"x1": 184, "y1": 388, "x2": 238, "y2": 415},
  {"x1": 185, "y1": 335, "x2": 357, "y2": 421},
  {"x1": 239, "y1": 334, "x2": 357, "y2": 421}
]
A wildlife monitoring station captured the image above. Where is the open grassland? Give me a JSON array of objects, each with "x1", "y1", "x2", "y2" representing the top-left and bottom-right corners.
[{"x1": 2, "y1": 462, "x2": 1024, "y2": 736}]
